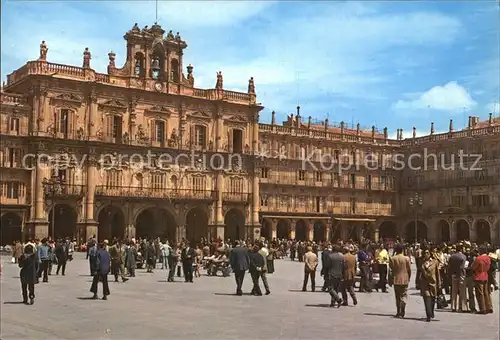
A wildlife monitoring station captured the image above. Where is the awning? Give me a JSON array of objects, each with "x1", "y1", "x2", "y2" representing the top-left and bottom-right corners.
[{"x1": 334, "y1": 218, "x2": 376, "y2": 222}]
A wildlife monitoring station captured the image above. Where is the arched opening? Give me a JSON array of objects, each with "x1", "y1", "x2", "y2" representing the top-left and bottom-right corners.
[
  {"x1": 170, "y1": 58, "x2": 179, "y2": 82},
  {"x1": 313, "y1": 222, "x2": 326, "y2": 242},
  {"x1": 438, "y1": 220, "x2": 450, "y2": 243},
  {"x1": 0, "y1": 212, "x2": 22, "y2": 245},
  {"x1": 136, "y1": 207, "x2": 177, "y2": 242},
  {"x1": 276, "y1": 219, "x2": 289, "y2": 239},
  {"x1": 331, "y1": 223, "x2": 341, "y2": 242},
  {"x1": 456, "y1": 219, "x2": 470, "y2": 241},
  {"x1": 224, "y1": 208, "x2": 245, "y2": 242},
  {"x1": 476, "y1": 219, "x2": 491, "y2": 245},
  {"x1": 379, "y1": 221, "x2": 397, "y2": 240},
  {"x1": 186, "y1": 207, "x2": 208, "y2": 244},
  {"x1": 48, "y1": 204, "x2": 77, "y2": 240},
  {"x1": 404, "y1": 220, "x2": 428, "y2": 243},
  {"x1": 134, "y1": 52, "x2": 145, "y2": 77},
  {"x1": 260, "y1": 219, "x2": 271, "y2": 240},
  {"x1": 150, "y1": 44, "x2": 165, "y2": 80},
  {"x1": 98, "y1": 206, "x2": 126, "y2": 242},
  {"x1": 362, "y1": 223, "x2": 374, "y2": 241},
  {"x1": 295, "y1": 219, "x2": 307, "y2": 241}
]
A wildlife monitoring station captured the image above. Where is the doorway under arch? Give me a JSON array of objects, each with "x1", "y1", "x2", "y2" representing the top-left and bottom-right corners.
[
  {"x1": 295, "y1": 220, "x2": 308, "y2": 241},
  {"x1": 260, "y1": 219, "x2": 272, "y2": 240},
  {"x1": 136, "y1": 207, "x2": 177, "y2": 242},
  {"x1": 0, "y1": 212, "x2": 22, "y2": 245},
  {"x1": 438, "y1": 220, "x2": 450, "y2": 243},
  {"x1": 313, "y1": 222, "x2": 326, "y2": 242},
  {"x1": 456, "y1": 219, "x2": 470, "y2": 241},
  {"x1": 276, "y1": 219, "x2": 289, "y2": 239},
  {"x1": 476, "y1": 219, "x2": 491, "y2": 245},
  {"x1": 98, "y1": 206, "x2": 126, "y2": 242},
  {"x1": 186, "y1": 207, "x2": 209, "y2": 244},
  {"x1": 362, "y1": 223, "x2": 374, "y2": 241},
  {"x1": 404, "y1": 220, "x2": 428, "y2": 243},
  {"x1": 379, "y1": 221, "x2": 397, "y2": 240},
  {"x1": 48, "y1": 204, "x2": 77, "y2": 240},
  {"x1": 224, "y1": 208, "x2": 245, "y2": 242}
]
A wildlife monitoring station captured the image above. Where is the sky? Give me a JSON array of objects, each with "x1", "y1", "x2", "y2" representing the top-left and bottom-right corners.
[{"x1": 1, "y1": 0, "x2": 499, "y2": 138}]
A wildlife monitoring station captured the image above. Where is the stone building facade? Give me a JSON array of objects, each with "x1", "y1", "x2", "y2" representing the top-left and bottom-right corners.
[{"x1": 1, "y1": 23, "x2": 499, "y2": 245}]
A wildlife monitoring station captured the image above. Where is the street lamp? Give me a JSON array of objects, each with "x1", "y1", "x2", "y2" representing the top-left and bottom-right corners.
[{"x1": 408, "y1": 192, "x2": 423, "y2": 242}]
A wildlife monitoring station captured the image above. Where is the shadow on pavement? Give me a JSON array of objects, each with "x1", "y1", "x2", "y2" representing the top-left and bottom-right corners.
[
  {"x1": 76, "y1": 297, "x2": 98, "y2": 300},
  {"x1": 364, "y1": 312, "x2": 437, "y2": 322},
  {"x1": 305, "y1": 304, "x2": 332, "y2": 308},
  {"x1": 3, "y1": 301, "x2": 25, "y2": 304},
  {"x1": 214, "y1": 292, "x2": 253, "y2": 296}
]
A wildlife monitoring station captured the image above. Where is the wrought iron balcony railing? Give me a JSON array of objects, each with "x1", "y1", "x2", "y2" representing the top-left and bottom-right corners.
[
  {"x1": 222, "y1": 192, "x2": 251, "y2": 203},
  {"x1": 95, "y1": 186, "x2": 216, "y2": 201},
  {"x1": 43, "y1": 181, "x2": 85, "y2": 197}
]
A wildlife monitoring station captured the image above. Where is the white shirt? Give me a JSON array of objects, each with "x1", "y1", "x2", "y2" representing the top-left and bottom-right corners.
[{"x1": 260, "y1": 247, "x2": 269, "y2": 257}]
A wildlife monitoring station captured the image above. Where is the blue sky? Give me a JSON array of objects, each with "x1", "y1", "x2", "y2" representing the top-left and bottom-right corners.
[{"x1": 1, "y1": 1, "x2": 499, "y2": 137}]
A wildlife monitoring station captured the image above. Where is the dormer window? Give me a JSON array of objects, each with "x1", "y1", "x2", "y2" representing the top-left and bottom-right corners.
[{"x1": 170, "y1": 59, "x2": 179, "y2": 82}]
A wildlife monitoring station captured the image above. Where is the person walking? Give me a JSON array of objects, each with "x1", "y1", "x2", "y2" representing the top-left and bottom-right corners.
[
  {"x1": 90, "y1": 243, "x2": 111, "y2": 300},
  {"x1": 55, "y1": 239, "x2": 69, "y2": 276},
  {"x1": 448, "y1": 244, "x2": 468, "y2": 312},
  {"x1": 181, "y1": 242, "x2": 195, "y2": 283},
  {"x1": 229, "y1": 240, "x2": 249, "y2": 296},
  {"x1": 419, "y1": 248, "x2": 441, "y2": 322},
  {"x1": 342, "y1": 245, "x2": 358, "y2": 306},
  {"x1": 19, "y1": 244, "x2": 39, "y2": 305},
  {"x1": 326, "y1": 244, "x2": 345, "y2": 308},
  {"x1": 36, "y1": 238, "x2": 51, "y2": 283},
  {"x1": 389, "y1": 244, "x2": 411, "y2": 318}
]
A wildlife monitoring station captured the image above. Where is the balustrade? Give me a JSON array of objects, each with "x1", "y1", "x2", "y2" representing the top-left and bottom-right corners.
[{"x1": 95, "y1": 186, "x2": 215, "y2": 201}]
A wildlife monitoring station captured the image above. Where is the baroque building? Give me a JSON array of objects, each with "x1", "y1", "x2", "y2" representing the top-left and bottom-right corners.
[{"x1": 1, "y1": 23, "x2": 499, "y2": 245}]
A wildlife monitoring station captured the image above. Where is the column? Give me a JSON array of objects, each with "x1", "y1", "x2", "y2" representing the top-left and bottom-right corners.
[
  {"x1": 325, "y1": 222, "x2": 331, "y2": 242},
  {"x1": 176, "y1": 225, "x2": 186, "y2": 242},
  {"x1": 491, "y1": 221, "x2": 498, "y2": 245},
  {"x1": 33, "y1": 152, "x2": 49, "y2": 239},
  {"x1": 374, "y1": 225, "x2": 380, "y2": 243},
  {"x1": 216, "y1": 171, "x2": 225, "y2": 240},
  {"x1": 84, "y1": 153, "x2": 98, "y2": 240},
  {"x1": 340, "y1": 222, "x2": 348, "y2": 241},
  {"x1": 290, "y1": 220, "x2": 296, "y2": 240},
  {"x1": 88, "y1": 90, "x2": 98, "y2": 139},
  {"x1": 251, "y1": 111, "x2": 260, "y2": 236},
  {"x1": 215, "y1": 104, "x2": 223, "y2": 151},
  {"x1": 470, "y1": 221, "x2": 477, "y2": 243},
  {"x1": 271, "y1": 219, "x2": 278, "y2": 240},
  {"x1": 449, "y1": 220, "x2": 457, "y2": 244},
  {"x1": 307, "y1": 220, "x2": 314, "y2": 241}
]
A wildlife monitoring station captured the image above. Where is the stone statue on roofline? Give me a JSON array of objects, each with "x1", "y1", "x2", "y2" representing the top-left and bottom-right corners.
[
  {"x1": 83, "y1": 47, "x2": 91, "y2": 68},
  {"x1": 39, "y1": 41, "x2": 48, "y2": 61},
  {"x1": 215, "y1": 71, "x2": 223, "y2": 90}
]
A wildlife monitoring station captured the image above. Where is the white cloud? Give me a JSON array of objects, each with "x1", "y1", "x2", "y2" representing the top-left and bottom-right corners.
[
  {"x1": 486, "y1": 102, "x2": 500, "y2": 114},
  {"x1": 392, "y1": 81, "x2": 477, "y2": 112}
]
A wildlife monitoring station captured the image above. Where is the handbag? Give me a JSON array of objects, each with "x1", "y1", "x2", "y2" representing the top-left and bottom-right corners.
[{"x1": 436, "y1": 293, "x2": 448, "y2": 309}]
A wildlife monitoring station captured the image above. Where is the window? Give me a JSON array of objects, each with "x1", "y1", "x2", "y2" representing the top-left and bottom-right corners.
[
  {"x1": 151, "y1": 173, "x2": 166, "y2": 189},
  {"x1": 366, "y1": 174, "x2": 372, "y2": 190},
  {"x1": 194, "y1": 125, "x2": 206, "y2": 148},
  {"x1": 472, "y1": 195, "x2": 489, "y2": 207},
  {"x1": 5, "y1": 148, "x2": 22, "y2": 168},
  {"x1": 192, "y1": 176, "x2": 206, "y2": 192},
  {"x1": 260, "y1": 195, "x2": 268, "y2": 207},
  {"x1": 451, "y1": 195, "x2": 466, "y2": 208},
  {"x1": 3, "y1": 182, "x2": 20, "y2": 199},
  {"x1": 105, "y1": 170, "x2": 122, "y2": 188},
  {"x1": 316, "y1": 196, "x2": 321, "y2": 212},
  {"x1": 60, "y1": 109, "x2": 69, "y2": 135},
  {"x1": 229, "y1": 177, "x2": 243, "y2": 193},
  {"x1": 315, "y1": 171, "x2": 322, "y2": 182},
  {"x1": 155, "y1": 121, "x2": 165, "y2": 142},
  {"x1": 350, "y1": 174, "x2": 356, "y2": 188},
  {"x1": 298, "y1": 170, "x2": 305, "y2": 181},
  {"x1": 260, "y1": 167, "x2": 269, "y2": 179},
  {"x1": 9, "y1": 117, "x2": 19, "y2": 134},
  {"x1": 381, "y1": 176, "x2": 387, "y2": 190},
  {"x1": 106, "y1": 115, "x2": 123, "y2": 142},
  {"x1": 232, "y1": 129, "x2": 243, "y2": 153},
  {"x1": 170, "y1": 59, "x2": 179, "y2": 82},
  {"x1": 350, "y1": 197, "x2": 356, "y2": 213},
  {"x1": 333, "y1": 150, "x2": 340, "y2": 162},
  {"x1": 332, "y1": 172, "x2": 340, "y2": 187},
  {"x1": 57, "y1": 169, "x2": 67, "y2": 183}
]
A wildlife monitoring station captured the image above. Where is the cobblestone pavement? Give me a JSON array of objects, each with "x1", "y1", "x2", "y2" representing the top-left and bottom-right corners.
[{"x1": 1, "y1": 253, "x2": 498, "y2": 340}]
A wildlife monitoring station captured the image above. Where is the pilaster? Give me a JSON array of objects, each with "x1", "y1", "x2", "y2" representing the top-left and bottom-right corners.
[
  {"x1": 307, "y1": 220, "x2": 314, "y2": 241},
  {"x1": 176, "y1": 225, "x2": 186, "y2": 243},
  {"x1": 271, "y1": 219, "x2": 278, "y2": 240}
]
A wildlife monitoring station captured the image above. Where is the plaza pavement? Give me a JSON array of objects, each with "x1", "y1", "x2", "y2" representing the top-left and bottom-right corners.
[{"x1": 1, "y1": 253, "x2": 498, "y2": 340}]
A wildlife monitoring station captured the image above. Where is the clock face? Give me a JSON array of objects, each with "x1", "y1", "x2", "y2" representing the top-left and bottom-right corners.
[{"x1": 155, "y1": 83, "x2": 162, "y2": 92}]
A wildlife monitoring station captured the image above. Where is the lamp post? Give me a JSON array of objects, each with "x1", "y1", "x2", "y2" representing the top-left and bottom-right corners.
[{"x1": 408, "y1": 192, "x2": 423, "y2": 242}]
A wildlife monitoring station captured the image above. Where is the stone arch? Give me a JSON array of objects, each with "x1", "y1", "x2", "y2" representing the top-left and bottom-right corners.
[
  {"x1": 170, "y1": 58, "x2": 180, "y2": 82},
  {"x1": 331, "y1": 223, "x2": 341, "y2": 242},
  {"x1": 260, "y1": 218, "x2": 272, "y2": 240},
  {"x1": 186, "y1": 206, "x2": 209, "y2": 245},
  {"x1": 48, "y1": 204, "x2": 77, "y2": 240},
  {"x1": 404, "y1": 220, "x2": 428, "y2": 243},
  {"x1": 362, "y1": 222, "x2": 375, "y2": 241},
  {"x1": 224, "y1": 208, "x2": 245, "y2": 242},
  {"x1": 456, "y1": 219, "x2": 470, "y2": 241},
  {"x1": 476, "y1": 219, "x2": 491, "y2": 245},
  {"x1": 0, "y1": 212, "x2": 22, "y2": 245},
  {"x1": 277, "y1": 219, "x2": 290, "y2": 239},
  {"x1": 135, "y1": 207, "x2": 177, "y2": 242},
  {"x1": 313, "y1": 221, "x2": 326, "y2": 242},
  {"x1": 295, "y1": 219, "x2": 308, "y2": 241},
  {"x1": 437, "y1": 220, "x2": 450, "y2": 243},
  {"x1": 133, "y1": 204, "x2": 179, "y2": 225},
  {"x1": 378, "y1": 221, "x2": 397, "y2": 240},
  {"x1": 97, "y1": 205, "x2": 126, "y2": 242}
]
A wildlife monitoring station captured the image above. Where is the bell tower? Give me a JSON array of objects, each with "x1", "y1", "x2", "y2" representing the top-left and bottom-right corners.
[{"x1": 107, "y1": 23, "x2": 190, "y2": 86}]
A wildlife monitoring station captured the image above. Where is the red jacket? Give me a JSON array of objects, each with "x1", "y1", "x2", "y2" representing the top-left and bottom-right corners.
[{"x1": 471, "y1": 254, "x2": 490, "y2": 281}]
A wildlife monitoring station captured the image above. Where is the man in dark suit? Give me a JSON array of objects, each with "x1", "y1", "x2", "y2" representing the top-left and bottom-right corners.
[
  {"x1": 342, "y1": 245, "x2": 358, "y2": 306},
  {"x1": 321, "y1": 244, "x2": 332, "y2": 291},
  {"x1": 181, "y1": 242, "x2": 196, "y2": 283},
  {"x1": 229, "y1": 241, "x2": 249, "y2": 295},
  {"x1": 327, "y1": 244, "x2": 345, "y2": 307},
  {"x1": 55, "y1": 239, "x2": 69, "y2": 275},
  {"x1": 90, "y1": 243, "x2": 111, "y2": 300}
]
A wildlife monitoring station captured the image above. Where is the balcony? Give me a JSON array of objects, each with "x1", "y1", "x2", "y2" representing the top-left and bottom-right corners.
[
  {"x1": 0, "y1": 196, "x2": 27, "y2": 205},
  {"x1": 95, "y1": 186, "x2": 216, "y2": 201},
  {"x1": 43, "y1": 180, "x2": 85, "y2": 198},
  {"x1": 223, "y1": 192, "x2": 251, "y2": 203},
  {"x1": 422, "y1": 204, "x2": 500, "y2": 215}
]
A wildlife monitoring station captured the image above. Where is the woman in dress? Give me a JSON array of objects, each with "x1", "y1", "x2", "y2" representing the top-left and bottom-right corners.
[{"x1": 419, "y1": 248, "x2": 441, "y2": 322}]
